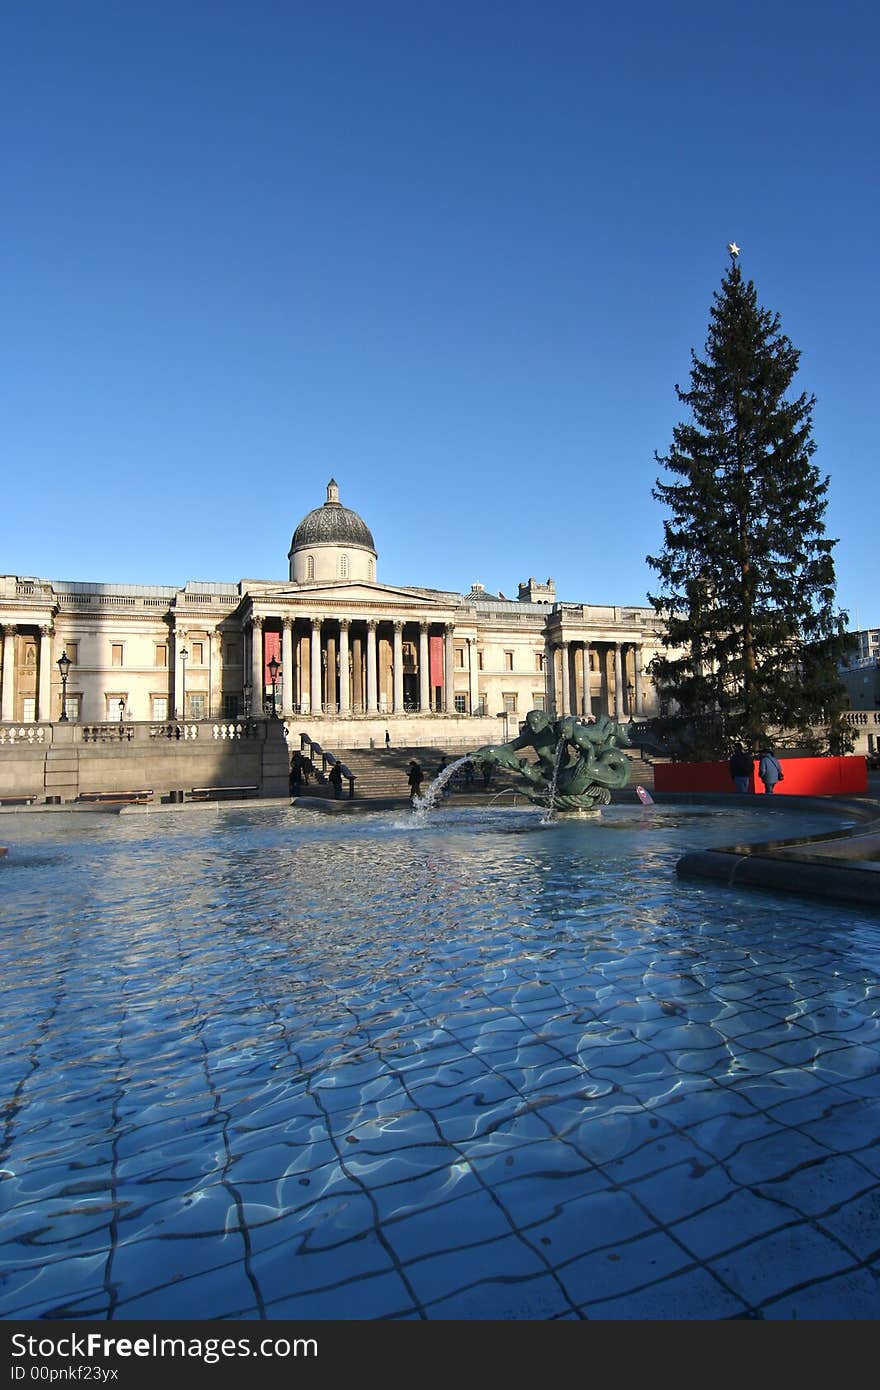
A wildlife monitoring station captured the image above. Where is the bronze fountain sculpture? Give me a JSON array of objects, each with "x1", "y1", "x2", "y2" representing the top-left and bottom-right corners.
[{"x1": 473, "y1": 709, "x2": 636, "y2": 811}]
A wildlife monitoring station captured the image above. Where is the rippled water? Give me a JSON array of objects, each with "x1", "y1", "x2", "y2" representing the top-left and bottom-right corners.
[{"x1": 1, "y1": 802, "x2": 879, "y2": 1320}]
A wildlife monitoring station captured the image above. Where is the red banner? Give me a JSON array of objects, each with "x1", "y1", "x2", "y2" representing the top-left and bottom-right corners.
[
  {"x1": 264, "y1": 630, "x2": 281, "y2": 690},
  {"x1": 429, "y1": 635, "x2": 444, "y2": 690}
]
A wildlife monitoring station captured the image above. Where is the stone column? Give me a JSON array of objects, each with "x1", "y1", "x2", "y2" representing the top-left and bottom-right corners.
[
  {"x1": 310, "y1": 618, "x2": 322, "y2": 714},
  {"x1": 38, "y1": 625, "x2": 53, "y2": 723},
  {"x1": 392, "y1": 621, "x2": 404, "y2": 714},
  {"x1": 251, "y1": 617, "x2": 264, "y2": 713},
  {"x1": 544, "y1": 637, "x2": 555, "y2": 716},
  {"x1": 634, "y1": 644, "x2": 643, "y2": 717},
  {"x1": 338, "y1": 620, "x2": 351, "y2": 715},
  {"x1": 467, "y1": 637, "x2": 479, "y2": 716},
  {"x1": 559, "y1": 640, "x2": 571, "y2": 717},
  {"x1": 614, "y1": 643, "x2": 624, "y2": 721},
  {"x1": 1, "y1": 625, "x2": 15, "y2": 722},
  {"x1": 418, "y1": 623, "x2": 430, "y2": 713},
  {"x1": 325, "y1": 632, "x2": 337, "y2": 712},
  {"x1": 581, "y1": 643, "x2": 592, "y2": 716},
  {"x1": 173, "y1": 628, "x2": 186, "y2": 719},
  {"x1": 209, "y1": 628, "x2": 222, "y2": 719},
  {"x1": 443, "y1": 624, "x2": 455, "y2": 713},
  {"x1": 281, "y1": 619, "x2": 294, "y2": 716},
  {"x1": 366, "y1": 620, "x2": 378, "y2": 714}
]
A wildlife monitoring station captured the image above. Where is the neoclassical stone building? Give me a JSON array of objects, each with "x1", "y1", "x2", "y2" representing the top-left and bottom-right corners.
[{"x1": 1, "y1": 481, "x2": 667, "y2": 741}]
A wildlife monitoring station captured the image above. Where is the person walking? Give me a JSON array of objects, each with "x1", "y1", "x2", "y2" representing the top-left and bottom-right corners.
[
  {"x1": 728, "y1": 744, "x2": 753, "y2": 794},
  {"x1": 328, "y1": 760, "x2": 343, "y2": 798},
  {"x1": 385, "y1": 729, "x2": 391, "y2": 750},
  {"x1": 758, "y1": 747, "x2": 784, "y2": 795},
  {"x1": 407, "y1": 759, "x2": 423, "y2": 802}
]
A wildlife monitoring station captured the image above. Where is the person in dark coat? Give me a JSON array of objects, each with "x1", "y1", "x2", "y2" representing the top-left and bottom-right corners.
[
  {"x1": 407, "y1": 760, "x2": 423, "y2": 802},
  {"x1": 328, "y1": 761, "x2": 344, "y2": 798},
  {"x1": 728, "y1": 744, "x2": 753, "y2": 793}
]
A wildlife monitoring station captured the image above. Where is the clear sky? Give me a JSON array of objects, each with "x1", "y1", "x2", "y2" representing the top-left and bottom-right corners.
[{"x1": 2, "y1": 1, "x2": 877, "y2": 627}]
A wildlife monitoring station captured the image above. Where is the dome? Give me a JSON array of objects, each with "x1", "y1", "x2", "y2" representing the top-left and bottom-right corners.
[{"x1": 290, "y1": 479, "x2": 375, "y2": 553}]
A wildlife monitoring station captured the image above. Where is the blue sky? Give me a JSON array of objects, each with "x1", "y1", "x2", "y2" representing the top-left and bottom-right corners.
[{"x1": 2, "y1": 1, "x2": 877, "y2": 627}]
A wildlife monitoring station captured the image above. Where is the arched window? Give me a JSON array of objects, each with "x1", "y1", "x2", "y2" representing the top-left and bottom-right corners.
[
  {"x1": 307, "y1": 555, "x2": 315, "y2": 580},
  {"x1": 340, "y1": 554, "x2": 349, "y2": 578}
]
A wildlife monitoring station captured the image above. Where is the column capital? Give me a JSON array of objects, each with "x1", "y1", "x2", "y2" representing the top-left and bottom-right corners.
[
  {"x1": 2, "y1": 624, "x2": 16, "y2": 637},
  {"x1": 444, "y1": 622, "x2": 455, "y2": 636},
  {"x1": 338, "y1": 616, "x2": 351, "y2": 632},
  {"x1": 310, "y1": 615, "x2": 322, "y2": 630},
  {"x1": 250, "y1": 615, "x2": 264, "y2": 631},
  {"x1": 393, "y1": 619, "x2": 403, "y2": 633},
  {"x1": 282, "y1": 616, "x2": 294, "y2": 632},
  {"x1": 466, "y1": 635, "x2": 476, "y2": 647},
  {"x1": 419, "y1": 620, "x2": 429, "y2": 634},
  {"x1": 40, "y1": 624, "x2": 53, "y2": 637},
  {"x1": 366, "y1": 617, "x2": 378, "y2": 632}
]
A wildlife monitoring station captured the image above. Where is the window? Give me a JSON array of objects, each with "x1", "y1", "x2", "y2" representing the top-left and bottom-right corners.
[
  {"x1": 65, "y1": 694, "x2": 81, "y2": 721},
  {"x1": 65, "y1": 641, "x2": 79, "y2": 664},
  {"x1": 477, "y1": 652, "x2": 484, "y2": 670},
  {"x1": 532, "y1": 693, "x2": 545, "y2": 711},
  {"x1": 504, "y1": 651, "x2": 514, "y2": 672},
  {"x1": 455, "y1": 646, "x2": 465, "y2": 669},
  {"x1": 105, "y1": 694, "x2": 127, "y2": 719},
  {"x1": 155, "y1": 644, "x2": 168, "y2": 667},
  {"x1": 454, "y1": 694, "x2": 467, "y2": 713},
  {"x1": 502, "y1": 692, "x2": 518, "y2": 713},
  {"x1": 307, "y1": 555, "x2": 315, "y2": 579},
  {"x1": 22, "y1": 697, "x2": 36, "y2": 722},
  {"x1": 192, "y1": 641, "x2": 204, "y2": 665},
  {"x1": 151, "y1": 696, "x2": 168, "y2": 720},
  {"x1": 223, "y1": 694, "x2": 240, "y2": 718},
  {"x1": 589, "y1": 652, "x2": 598, "y2": 671},
  {"x1": 111, "y1": 644, "x2": 123, "y2": 667},
  {"x1": 535, "y1": 652, "x2": 544, "y2": 672},
  {"x1": 188, "y1": 693, "x2": 206, "y2": 720}
]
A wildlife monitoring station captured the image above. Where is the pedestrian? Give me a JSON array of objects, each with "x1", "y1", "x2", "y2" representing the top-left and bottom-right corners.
[
  {"x1": 758, "y1": 747, "x2": 784, "y2": 795},
  {"x1": 328, "y1": 760, "x2": 343, "y2": 798},
  {"x1": 289, "y1": 751, "x2": 304, "y2": 796},
  {"x1": 728, "y1": 744, "x2": 753, "y2": 794},
  {"x1": 385, "y1": 728, "x2": 391, "y2": 749},
  {"x1": 407, "y1": 759, "x2": 423, "y2": 802},
  {"x1": 480, "y1": 757, "x2": 493, "y2": 789}
]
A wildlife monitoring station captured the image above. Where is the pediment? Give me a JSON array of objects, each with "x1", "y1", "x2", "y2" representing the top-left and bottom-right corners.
[{"x1": 248, "y1": 579, "x2": 449, "y2": 610}]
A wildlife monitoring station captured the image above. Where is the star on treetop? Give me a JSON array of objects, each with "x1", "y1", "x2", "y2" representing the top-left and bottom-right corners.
[{"x1": 728, "y1": 242, "x2": 740, "y2": 258}]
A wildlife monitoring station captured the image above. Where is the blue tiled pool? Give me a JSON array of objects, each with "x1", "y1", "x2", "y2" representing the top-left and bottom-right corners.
[{"x1": 1, "y1": 802, "x2": 879, "y2": 1320}]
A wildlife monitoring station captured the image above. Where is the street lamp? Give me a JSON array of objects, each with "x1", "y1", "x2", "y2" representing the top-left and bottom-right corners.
[
  {"x1": 267, "y1": 654, "x2": 280, "y2": 718},
  {"x1": 179, "y1": 646, "x2": 188, "y2": 721},
  {"x1": 626, "y1": 680, "x2": 635, "y2": 716},
  {"x1": 57, "y1": 650, "x2": 71, "y2": 722},
  {"x1": 243, "y1": 680, "x2": 252, "y2": 718},
  {"x1": 118, "y1": 698, "x2": 125, "y2": 727}
]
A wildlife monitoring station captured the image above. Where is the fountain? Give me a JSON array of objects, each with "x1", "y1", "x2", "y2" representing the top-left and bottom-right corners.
[
  {"x1": 473, "y1": 709, "x2": 635, "y2": 811},
  {"x1": 1, "y1": 773, "x2": 878, "y2": 1320}
]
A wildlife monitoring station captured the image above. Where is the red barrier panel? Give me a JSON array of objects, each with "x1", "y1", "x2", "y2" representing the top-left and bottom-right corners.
[{"x1": 653, "y1": 756, "x2": 867, "y2": 796}]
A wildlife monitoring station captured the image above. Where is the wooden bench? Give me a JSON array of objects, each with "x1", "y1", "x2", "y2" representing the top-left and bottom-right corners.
[
  {"x1": 77, "y1": 789, "x2": 154, "y2": 804},
  {"x1": 188, "y1": 785, "x2": 259, "y2": 802}
]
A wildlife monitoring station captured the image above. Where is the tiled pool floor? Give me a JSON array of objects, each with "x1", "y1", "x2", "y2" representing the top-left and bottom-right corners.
[{"x1": 1, "y1": 803, "x2": 879, "y2": 1319}]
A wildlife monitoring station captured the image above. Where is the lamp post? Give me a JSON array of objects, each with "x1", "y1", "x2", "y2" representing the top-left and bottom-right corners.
[
  {"x1": 626, "y1": 680, "x2": 634, "y2": 717},
  {"x1": 243, "y1": 679, "x2": 252, "y2": 719},
  {"x1": 179, "y1": 646, "x2": 188, "y2": 722},
  {"x1": 57, "y1": 650, "x2": 71, "y2": 722},
  {"x1": 268, "y1": 654, "x2": 280, "y2": 718},
  {"x1": 118, "y1": 698, "x2": 125, "y2": 727}
]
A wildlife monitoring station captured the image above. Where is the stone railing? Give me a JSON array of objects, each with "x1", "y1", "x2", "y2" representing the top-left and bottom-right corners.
[{"x1": 0, "y1": 724, "x2": 49, "y2": 746}]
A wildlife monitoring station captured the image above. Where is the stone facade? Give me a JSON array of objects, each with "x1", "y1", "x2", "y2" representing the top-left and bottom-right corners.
[{"x1": 1, "y1": 481, "x2": 668, "y2": 736}]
